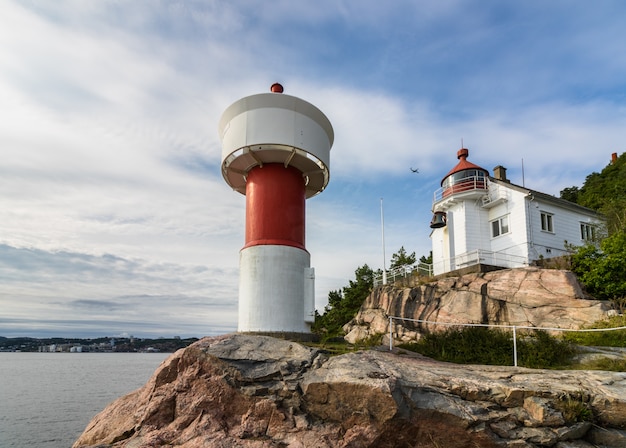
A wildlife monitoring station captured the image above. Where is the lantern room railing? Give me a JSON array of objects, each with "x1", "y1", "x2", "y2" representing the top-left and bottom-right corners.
[{"x1": 433, "y1": 174, "x2": 488, "y2": 203}]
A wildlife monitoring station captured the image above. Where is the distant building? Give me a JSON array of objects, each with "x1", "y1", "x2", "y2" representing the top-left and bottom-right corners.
[{"x1": 430, "y1": 148, "x2": 604, "y2": 276}]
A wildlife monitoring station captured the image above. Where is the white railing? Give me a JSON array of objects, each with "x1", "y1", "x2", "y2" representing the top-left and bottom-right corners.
[
  {"x1": 433, "y1": 175, "x2": 488, "y2": 203},
  {"x1": 432, "y1": 249, "x2": 529, "y2": 275},
  {"x1": 480, "y1": 181, "x2": 508, "y2": 207},
  {"x1": 374, "y1": 249, "x2": 528, "y2": 286},
  {"x1": 373, "y1": 262, "x2": 433, "y2": 287},
  {"x1": 374, "y1": 250, "x2": 529, "y2": 285},
  {"x1": 388, "y1": 316, "x2": 626, "y2": 367}
]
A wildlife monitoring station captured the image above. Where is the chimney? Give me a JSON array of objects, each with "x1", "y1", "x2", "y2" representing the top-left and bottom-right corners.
[
  {"x1": 493, "y1": 165, "x2": 509, "y2": 183},
  {"x1": 612, "y1": 152, "x2": 618, "y2": 164}
]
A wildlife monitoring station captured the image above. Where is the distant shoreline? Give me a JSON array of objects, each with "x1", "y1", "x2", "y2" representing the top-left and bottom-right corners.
[{"x1": 0, "y1": 335, "x2": 199, "y2": 353}]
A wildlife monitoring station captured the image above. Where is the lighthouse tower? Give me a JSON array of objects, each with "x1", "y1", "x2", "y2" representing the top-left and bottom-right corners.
[
  {"x1": 430, "y1": 148, "x2": 490, "y2": 275},
  {"x1": 218, "y1": 84, "x2": 334, "y2": 333}
]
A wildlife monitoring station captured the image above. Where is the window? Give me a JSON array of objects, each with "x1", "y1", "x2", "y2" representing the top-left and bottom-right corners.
[
  {"x1": 491, "y1": 215, "x2": 510, "y2": 237},
  {"x1": 441, "y1": 169, "x2": 487, "y2": 189},
  {"x1": 580, "y1": 223, "x2": 596, "y2": 242},
  {"x1": 540, "y1": 212, "x2": 554, "y2": 233}
]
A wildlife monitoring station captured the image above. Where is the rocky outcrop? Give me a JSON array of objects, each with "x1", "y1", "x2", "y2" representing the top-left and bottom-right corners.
[
  {"x1": 74, "y1": 334, "x2": 626, "y2": 448},
  {"x1": 345, "y1": 267, "x2": 613, "y2": 344}
]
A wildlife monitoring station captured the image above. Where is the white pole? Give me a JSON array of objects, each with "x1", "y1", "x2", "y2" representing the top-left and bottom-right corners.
[
  {"x1": 513, "y1": 326, "x2": 518, "y2": 367},
  {"x1": 389, "y1": 316, "x2": 393, "y2": 351},
  {"x1": 380, "y1": 198, "x2": 387, "y2": 285}
]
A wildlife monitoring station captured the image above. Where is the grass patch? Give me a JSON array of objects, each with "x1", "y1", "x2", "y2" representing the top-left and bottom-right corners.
[
  {"x1": 353, "y1": 332, "x2": 384, "y2": 350},
  {"x1": 304, "y1": 333, "x2": 385, "y2": 356},
  {"x1": 305, "y1": 339, "x2": 353, "y2": 355},
  {"x1": 575, "y1": 357, "x2": 626, "y2": 372},
  {"x1": 554, "y1": 392, "x2": 594, "y2": 424},
  {"x1": 563, "y1": 315, "x2": 626, "y2": 347}
]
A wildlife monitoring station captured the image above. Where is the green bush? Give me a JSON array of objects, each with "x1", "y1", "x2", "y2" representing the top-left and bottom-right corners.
[
  {"x1": 398, "y1": 327, "x2": 576, "y2": 369},
  {"x1": 399, "y1": 327, "x2": 513, "y2": 366},
  {"x1": 517, "y1": 330, "x2": 577, "y2": 368},
  {"x1": 569, "y1": 230, "x2": 626, "y2": 305}
]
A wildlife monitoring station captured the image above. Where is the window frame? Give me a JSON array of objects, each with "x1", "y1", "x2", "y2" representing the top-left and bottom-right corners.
[
  {"x1": 491, "y1": 215, "x2": 510, "y2": 238},
  {"x1": 540, "y1": 211, "x2": 554, "y2": 233},
  {"x1": 580, "y1": 222, "x2": 596, "y2": 242}
]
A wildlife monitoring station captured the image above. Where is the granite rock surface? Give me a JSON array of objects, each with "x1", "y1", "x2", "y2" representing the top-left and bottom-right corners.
[
  {"x1": 74, "y1": 334, "x2": 626, "y2": 448},
  {"x1": 344, "y1": 268, "x2": 613, "y2": 344}
]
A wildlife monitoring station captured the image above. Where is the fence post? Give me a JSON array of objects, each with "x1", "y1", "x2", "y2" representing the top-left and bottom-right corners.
[
  {"x1": 512, "y1": 326, "x2": 518, "y2": 367},
  {"x1": 389, "y1": 316, "x2": 393, "y2": 351}
]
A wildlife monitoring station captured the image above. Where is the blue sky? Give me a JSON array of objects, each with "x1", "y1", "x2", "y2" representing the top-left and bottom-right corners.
[{"x1": 1, "y1": 1, "x2": 625, "y2": 338}]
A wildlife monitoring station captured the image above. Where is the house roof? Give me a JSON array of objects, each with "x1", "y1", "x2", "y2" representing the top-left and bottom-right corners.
[{"x1": 489, "y1": 177, "x2": 604, "y2": 219}]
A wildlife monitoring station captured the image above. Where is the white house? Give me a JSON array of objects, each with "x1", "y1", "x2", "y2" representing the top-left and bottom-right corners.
[{"x1": 430, "y1": 148, "x2": 603, "y2": 276}]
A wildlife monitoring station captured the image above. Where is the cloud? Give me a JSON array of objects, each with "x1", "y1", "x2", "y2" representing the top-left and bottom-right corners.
[
  {"x1": 0, "y1": 244, "x2": 238, "y2": 337},
  {"x1": 70, "y1": 299, "x2": 124, "y2": 312},
  {"x1": 1, "y1": 0, "x2": 625, "y2": 336}
]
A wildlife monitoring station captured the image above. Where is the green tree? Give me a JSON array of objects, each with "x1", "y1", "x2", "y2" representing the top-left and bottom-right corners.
[
  {"x1": 561, "y1": 152, "x2": 626, "y2": 310},
  {"x1": 559, "y1": 186, "x2": 580, "y2": 204},
  {"x1": 312, "y1": 264, "x2": 375, "y2": 339},
  {"x1": 419, "y1": 251, "x2": 433, "y2": 265},
  {"x1": 560, "y1": 152, "x2": 626, "y2": 235},
  {"x1": 389, "y1": 246, "x2": 416, "y2": 269},
  {"x1": 570, "y1": 229, "x2": 626, "y2": 308}
]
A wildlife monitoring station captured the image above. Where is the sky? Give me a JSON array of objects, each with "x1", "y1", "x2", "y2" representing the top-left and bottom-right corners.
[{"x1": 1, "y1": 0, "x2": 625, "y2": 338}]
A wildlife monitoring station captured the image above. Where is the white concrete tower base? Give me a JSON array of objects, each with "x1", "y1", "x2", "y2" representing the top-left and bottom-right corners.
[{"x1": 238, "y1": 245, "x2": 314, "y2": 333}]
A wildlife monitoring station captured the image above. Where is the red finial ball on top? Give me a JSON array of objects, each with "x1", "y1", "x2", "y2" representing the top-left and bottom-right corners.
[{"x1": 270, "y1": 83, "x2": 284, "y2": 93}]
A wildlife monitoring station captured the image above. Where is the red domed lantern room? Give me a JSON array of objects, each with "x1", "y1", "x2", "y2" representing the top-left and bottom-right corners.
[{"x1": 440, "y1": 148, "x2": 489, "y2": 198}]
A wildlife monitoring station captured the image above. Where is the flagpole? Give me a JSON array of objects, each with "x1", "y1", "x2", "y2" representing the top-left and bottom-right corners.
[{"x1": 380, "y1": 198, "x2": 387, "y2": 285}]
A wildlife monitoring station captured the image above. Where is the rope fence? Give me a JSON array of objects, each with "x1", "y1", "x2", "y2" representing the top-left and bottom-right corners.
[{"x1": 388, "y1": 316, "x2": 626, "y2": 367}]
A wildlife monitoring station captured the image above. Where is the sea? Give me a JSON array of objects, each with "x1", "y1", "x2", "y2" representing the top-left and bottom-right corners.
[{"x1": 0, "y1": 352, "x2": 170, "y2": 448}]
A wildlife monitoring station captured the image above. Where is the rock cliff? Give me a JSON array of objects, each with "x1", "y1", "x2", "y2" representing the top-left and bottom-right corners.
[
  {"x1": 74, "y1": 334, "x2": 626, "y2": 448},
  {"x1": 344, "y1": 267, "x2": 613, "y2": 344}
]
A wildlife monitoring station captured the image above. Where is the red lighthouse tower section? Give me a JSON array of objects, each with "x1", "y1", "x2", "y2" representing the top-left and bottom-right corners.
[
  {"x1": 244, "y1": 164, "x2": 305, "y2": 250},
  {"x1": 219, "y1": 85, "x2": 334, "y2": 333}
]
